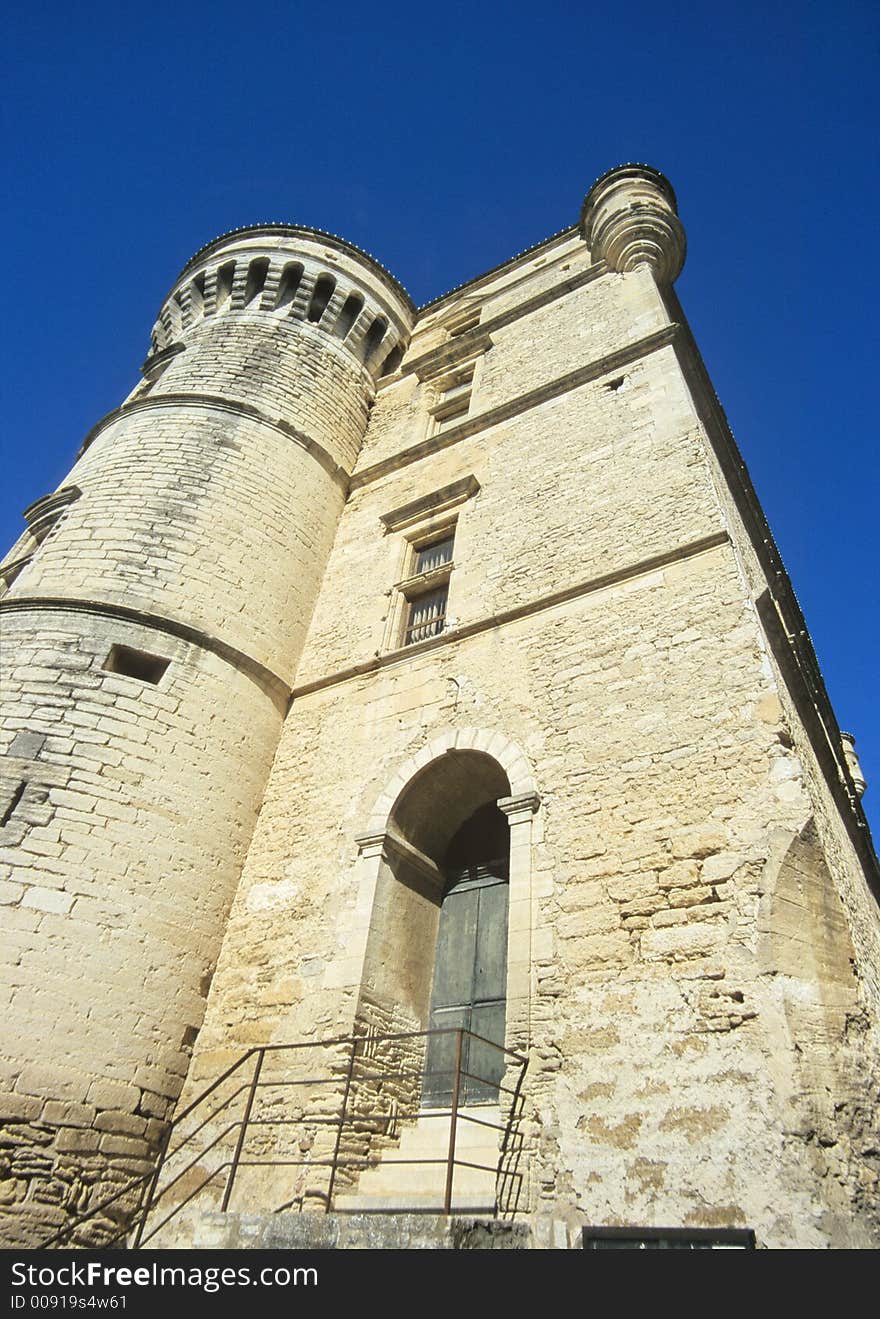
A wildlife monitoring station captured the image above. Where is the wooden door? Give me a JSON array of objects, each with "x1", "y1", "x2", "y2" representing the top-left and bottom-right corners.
[{"x1": 423, "y1": 861, "x2": 509, "y2": 1106}]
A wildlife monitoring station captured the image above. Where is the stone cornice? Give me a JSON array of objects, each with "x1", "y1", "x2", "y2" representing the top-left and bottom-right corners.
[
  {"x1": 497, "y1": 792, "x2": 541, "y2": 822},
  {"x1": 379, "y1": 476, "x2": 480, "y2": 533},
  {"x1": 354, "y1": 322, "x2": 679, "y2": 490},
  {"x1": 352, "y1": 827, "x2": 445, "y2": 891},
  {"x1": 289, "y1": 530, "x2": 729, "y2": 702},
  {"x1": 417, "y1": 224, "x2": 582, "y2": 313},
  {"x1": 409, "y1": 332, "x2": 494, "y2": 383},
  {"x1": 389, "y1": 260, "x2": 607, "y2": 390},
  {"x1": 0, "y1": 596, "x2": 290, "y2": 707}
]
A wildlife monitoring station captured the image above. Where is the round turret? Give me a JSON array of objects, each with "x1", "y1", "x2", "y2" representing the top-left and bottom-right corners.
[
  {"x1": 580, "y1": 164, "x2": 686, "y2": 284},
  {"x1": 0, "y1": 226, "x2": 413, "y2": 1245}
]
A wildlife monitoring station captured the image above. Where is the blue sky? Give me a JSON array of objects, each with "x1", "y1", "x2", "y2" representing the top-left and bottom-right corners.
[{"x1": 3, "y1": 0, "x2": 878, "y2": 834}]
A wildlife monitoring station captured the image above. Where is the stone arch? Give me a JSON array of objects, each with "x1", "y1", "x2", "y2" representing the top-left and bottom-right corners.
[
  {"x1": 347, "y1": 729, "x2": 540, "y2": 1076},
  {"x1": 362, "y1": 727, "x2": 537, "y2": 840}
]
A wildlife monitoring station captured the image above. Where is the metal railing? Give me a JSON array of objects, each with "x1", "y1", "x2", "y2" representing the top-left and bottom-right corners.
[{"x1": 43, "y1": 1028, "x2": 529, "y2": 1249}]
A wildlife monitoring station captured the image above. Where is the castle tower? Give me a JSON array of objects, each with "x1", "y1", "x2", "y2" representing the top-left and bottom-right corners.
[
  {"x1": 0, "y1": 228, "x2": 413, "y2": 1244},
  {"x1": 2, "y1": 167, "x2": 878, "y2": 1250}
]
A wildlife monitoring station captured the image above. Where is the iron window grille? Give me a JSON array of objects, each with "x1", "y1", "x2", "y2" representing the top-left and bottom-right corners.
[
  {"x1": 413, "y1": 536, "x2": 454, "y2": 575},
  {"x1": 403, "y1": 585, "x2": 449, "y2": 646}
]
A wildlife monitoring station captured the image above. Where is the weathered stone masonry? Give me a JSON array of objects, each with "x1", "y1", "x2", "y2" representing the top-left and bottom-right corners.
[
  {"x1": 0, "y1": 228, "x2": 413, "y2": 1244},
  {"x1": 1, "y1": 166, "x2": 878, "y2": 1248}
]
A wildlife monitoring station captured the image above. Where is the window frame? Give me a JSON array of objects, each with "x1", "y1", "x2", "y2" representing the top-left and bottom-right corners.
[
  {"x1": 429, "y1": 365, "x2": 475, "y2": 434},
  {"x1": 385, "y1": 515, "x2": 459, "y2": 652}
]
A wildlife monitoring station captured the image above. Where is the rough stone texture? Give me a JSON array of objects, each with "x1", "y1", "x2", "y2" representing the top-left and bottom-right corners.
[
  {"x1": 2, "y1": 167, "x2": 878, "y2": 1250},
  {"x1": 0, "y1": 228, "x2": 414, "y2": 1246}
]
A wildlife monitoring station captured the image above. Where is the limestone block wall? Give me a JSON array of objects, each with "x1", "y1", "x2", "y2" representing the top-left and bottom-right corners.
[
  {"x1": 296, "y1": 346, "x2": 722, "y2": 685},
  {"x1": 176, "y1": 538, "x2": 877, "y2": 1245},
  {"x1": 0, "y1": 609, "x2": 285, "y2": 1244},
  {"x1": 0, "y1": 226, "x2": 414, "y2": 1246},
  {"x1": 171, "y1": 202, "x2": 879, "y2": 1246},
  {"x1": 11, "y1": 405, "x2": 347, "y2": 683}
]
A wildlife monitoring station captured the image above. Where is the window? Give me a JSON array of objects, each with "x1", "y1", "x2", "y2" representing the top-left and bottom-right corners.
[
  {"x1": 446, "y1": 304, "x2": 481, "y2": 337},
  {"x1": 102, "y1": 645, "x2": 170, "y2": 685},
  {"x1": 379, "y1": 479, "x2": 480, "y2": 654},
  {"x1": 399, "y1": 528, "x2": 456, "y2": 648},
  {"x1": 431, "y1": 368, "x2": 474, "y2": 433},
  {"x1": 413, "y1": 535, "x2": 453, "y2": 575},
  {"x1": 403, "y1": 584, "x2": 448, "y2": 646}
]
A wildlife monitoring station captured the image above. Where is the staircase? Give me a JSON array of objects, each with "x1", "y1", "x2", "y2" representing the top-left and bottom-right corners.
[{"x1": 334, "y1": 1106, "x2": 502, "y2": 1213}]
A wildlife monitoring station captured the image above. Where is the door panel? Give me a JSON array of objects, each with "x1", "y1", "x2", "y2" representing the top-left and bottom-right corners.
[
  {"x1": 430, "y1": 887, "x2": 479, "y2": 1007},
  {"x1": 467, "y1": 1002, "x2": 506, "y2": 1103},
  {"x1": 424, "y1": 862, "x2": 509, "y2": 1108},
  {"x1": 473, "y1": 880, "x2": 508, "y2": 1003},
  {"x1": 422, "y1": 1006, "x2": 468, "y2": 1107}
]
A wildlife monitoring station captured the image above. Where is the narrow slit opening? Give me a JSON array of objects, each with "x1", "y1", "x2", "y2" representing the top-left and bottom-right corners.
[
  {"x1": 275, "y1": 262, "x2": 304, "y2": 310},
  {"x1": 215, "y1": 261, "x2": 236, "y2": 310},
  {"x1": 361, "y1": 315, "x2": 388, "y2": 365},
  {"x1": 189, "y1": 273, "x2": 206, "y2": 319},
  {"x1": 244, "y1": 257, "x2": 270, "y2": 307},
  {"x1": 380, "y1": 343, "x2": 404, "y2": 377}
]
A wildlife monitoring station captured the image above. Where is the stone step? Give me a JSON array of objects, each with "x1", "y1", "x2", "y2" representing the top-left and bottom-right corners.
[
  {"x1": 333, "y1": 1105, "x2": 502, "y2": 1214},
  {"x1": 339, "y1": 1158, "x2": 497, "y2": 1193},
  {"x1": 333, "y1": 1192, "x2": 497, "y2": 1214}
]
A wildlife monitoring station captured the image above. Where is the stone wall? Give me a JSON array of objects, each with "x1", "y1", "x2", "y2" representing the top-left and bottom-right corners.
[
  {"x1": 2, "y1": 170, "x2": 877, "y2": 1249},
  {"x1": 172, "y1": 211, "x2": 880, "y2": 1247},
  {"x1": 0, "y1": 228, "x2": 414, "y2": 1246}
]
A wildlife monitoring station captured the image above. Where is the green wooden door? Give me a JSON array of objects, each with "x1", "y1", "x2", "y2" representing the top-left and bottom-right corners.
[{"x1": 423, "y1": 862, "x2": 509, "y2": 1106}]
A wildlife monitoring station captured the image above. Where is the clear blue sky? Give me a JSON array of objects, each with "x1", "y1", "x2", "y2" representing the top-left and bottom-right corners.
[{"x1": 4, "y1": 1, "x2": 878, "y2": 834}]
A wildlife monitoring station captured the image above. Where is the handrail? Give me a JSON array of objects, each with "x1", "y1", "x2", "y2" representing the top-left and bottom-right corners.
[{"x1": 41, "y1": 1026, "x2": 529, "y2": 1248}]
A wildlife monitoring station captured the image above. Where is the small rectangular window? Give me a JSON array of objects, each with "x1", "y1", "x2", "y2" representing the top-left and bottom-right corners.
[
  {"x1": 431, "y1": 366, "x2": 474, "y2": 434},
  {"x1": 383, "y1": 501, "x2": 469, "y2": 654},
  {"x1": 103, "y1": 645, "x2": 170, "y2": 685},
  {"x1": 404, "y1": 586, "x2": 449, "y2": 646},
  {"x1": 435, "y1": 399, "x2": 469, "y2": 432},
  {"x1": 414, "y1": 536, "x2": 454, "y2": 575}
]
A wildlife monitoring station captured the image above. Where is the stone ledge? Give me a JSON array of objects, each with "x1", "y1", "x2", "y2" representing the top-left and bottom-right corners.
[{"x1": 188, "y1": 1211, "x2": 531, "y2": 1251}]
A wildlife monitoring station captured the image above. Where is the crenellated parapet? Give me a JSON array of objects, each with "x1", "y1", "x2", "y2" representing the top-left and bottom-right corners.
[{"x1": 147, "y1": 226, "x2": 413, "y2": 382}]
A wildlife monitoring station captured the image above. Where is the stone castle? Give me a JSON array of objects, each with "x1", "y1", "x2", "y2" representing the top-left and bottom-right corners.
[{"x1": 1, "y1": 165, "x2": 878, "y2": 1250}]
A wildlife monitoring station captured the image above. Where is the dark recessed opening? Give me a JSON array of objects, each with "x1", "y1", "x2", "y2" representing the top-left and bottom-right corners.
[
  {"x1": 307, "y1": 274, "x2": 336, "y2": 323},
  {"x1": 275, "y1": 262, "x2": 303, "y2": 310},
  {"x1": 103, "y1": 645, "x2": 170, "y2": 685},
  {"x1": 605, "y1": 375, "x2": 626, "y2": 391},
  {"x1": 1, "y1": 782, "x2": 26, "y2": 828},
  {"x1": 361, "y1": 315, "x2": 387, "y2": 365},
  {"x1": 333, "y1": 292, "x2": 364, "y2": 341},
  {"x1": 215, "y1": 261, "x2": 236, "y2": 309},
  {"x1": 380, "y1": 343, "x2": 404, "y2": 376},
  {"x1": 244, "y1": 257, "x2": 270, "y2": 307}
]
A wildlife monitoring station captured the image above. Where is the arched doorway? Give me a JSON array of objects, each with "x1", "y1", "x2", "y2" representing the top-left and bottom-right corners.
[
  {"x1": 423, "y1": 802, "x2": 510, "y2": 1106},
  {"x1": 351, "y1": 734, "x2": 539, "y2": 1105}
]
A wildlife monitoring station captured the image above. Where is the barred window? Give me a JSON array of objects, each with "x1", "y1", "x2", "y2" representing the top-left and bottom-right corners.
[
  {"x1": 414, "y1": 536, "x2": 453, "y2": 575},
  {"x1": 404, "y1": 586, "x2": 449, "y2": 646}
]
